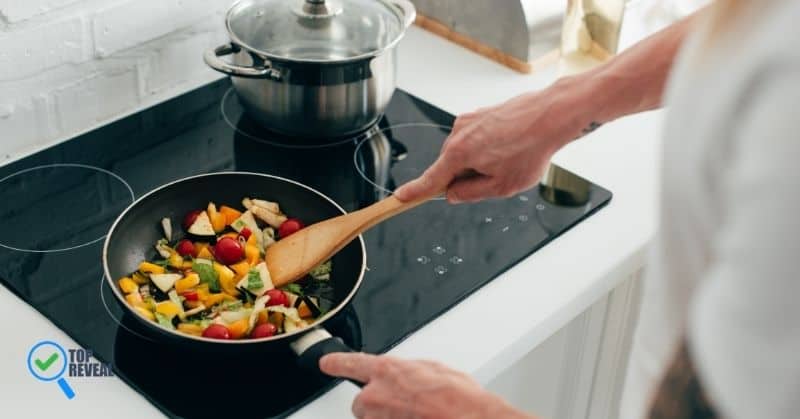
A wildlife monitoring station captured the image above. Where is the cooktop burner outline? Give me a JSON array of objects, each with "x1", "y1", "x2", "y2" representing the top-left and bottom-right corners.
[
  {"x1": 0, "y1": 163, "x2": 135, "y2": 253},
  {"x1": 221, "y1": 87, "x2": 375, "y2": 150},
  {"x1": 353, "y1": 123, "x2": 451, "y2": 200},
  {"x1": 99, "y1": 276, "x2": 156, "y2": 342}
]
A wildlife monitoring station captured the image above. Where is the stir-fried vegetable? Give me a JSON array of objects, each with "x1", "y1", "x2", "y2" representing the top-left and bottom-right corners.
[{"x1": 117, "y1": 197, "x2": 333, "y2": 340}]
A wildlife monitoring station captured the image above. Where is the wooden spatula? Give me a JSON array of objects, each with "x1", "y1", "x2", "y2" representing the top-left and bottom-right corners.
[{"x1": 265, "y1": 191, "x2": 440, "y2": 287}]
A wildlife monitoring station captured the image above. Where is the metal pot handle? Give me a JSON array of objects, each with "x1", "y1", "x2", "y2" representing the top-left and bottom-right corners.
[
  {"x1": 387, "y1": 0, "x2": 416, "y2": 28},
  {"x1": 203, "y1": 43, "x2": 280, "y2": 79}
]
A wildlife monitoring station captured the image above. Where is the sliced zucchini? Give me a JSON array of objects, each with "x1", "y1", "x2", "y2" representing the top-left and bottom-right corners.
[{"x1": 150, "y1": 273, "x2": 182, "y2": 293}]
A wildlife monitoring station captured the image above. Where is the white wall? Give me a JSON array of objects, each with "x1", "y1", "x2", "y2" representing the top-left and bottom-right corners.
[{"x1": 0, "y1": 0, "x2": 233, "y2": 164}]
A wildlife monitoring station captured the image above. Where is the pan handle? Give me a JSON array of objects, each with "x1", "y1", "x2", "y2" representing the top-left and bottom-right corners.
[{"x1": 292, "y1": 328, "x2": 365, "y2": 388}]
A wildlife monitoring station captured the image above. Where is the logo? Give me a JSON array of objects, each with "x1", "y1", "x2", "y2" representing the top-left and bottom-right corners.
[
  {"x1": 27, "y1": 340, "x2": 115, "y2": 400},
  {"x1": 27, "y1": 341, "x2": 74, "y2": 399}
]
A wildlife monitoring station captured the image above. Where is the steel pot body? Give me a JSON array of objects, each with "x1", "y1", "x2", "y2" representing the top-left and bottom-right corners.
[{"x1": 204, "y1": 0, "x2": 415, "y2": 139}]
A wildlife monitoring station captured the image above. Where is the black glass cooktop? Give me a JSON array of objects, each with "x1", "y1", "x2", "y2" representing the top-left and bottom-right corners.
[{"x1": 0, "y1": 79, "x2": 611, "y2": 418}]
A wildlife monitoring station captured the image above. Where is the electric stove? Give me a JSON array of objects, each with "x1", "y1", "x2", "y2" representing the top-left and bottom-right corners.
[{"x1": 0, "y1": 79, "x2": 611, "y2": 418}]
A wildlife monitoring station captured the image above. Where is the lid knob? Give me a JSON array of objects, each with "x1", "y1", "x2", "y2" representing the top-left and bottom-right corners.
[{"x1": 294, "y1": 0, "x2": 343, "y2": 18}]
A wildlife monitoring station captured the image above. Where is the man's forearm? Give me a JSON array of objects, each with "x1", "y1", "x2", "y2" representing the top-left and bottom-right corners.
[{"x1": 555, "y1": 9, "x2": 704, "y2": 135}]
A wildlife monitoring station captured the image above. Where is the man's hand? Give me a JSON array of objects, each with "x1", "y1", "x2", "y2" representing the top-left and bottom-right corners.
[
  {"x1": 320, "y1": 352, "x2": 534, "y2": 419},
  {"x1": 394, "y1": 83, "x2": 589, "y2": 204}
]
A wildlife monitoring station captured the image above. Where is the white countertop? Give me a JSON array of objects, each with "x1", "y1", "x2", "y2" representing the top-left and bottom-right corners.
[{"x1": 0, "y1": 24, "x2": 662, "y2": 418}]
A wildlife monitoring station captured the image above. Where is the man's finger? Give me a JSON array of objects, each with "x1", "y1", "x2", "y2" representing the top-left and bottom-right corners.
[
  {"x1": 320, "y1": 352, "x2": 379, "y2": 384},
  {"x1": 394, "y1": 157, "x2": 458, "y2": 202},
  {"x1": 446, "y1": 175, "x2": 497, "y2": 203}
]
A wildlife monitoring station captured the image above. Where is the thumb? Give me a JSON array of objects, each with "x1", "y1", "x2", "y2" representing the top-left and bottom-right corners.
[{"x1": 394, "y1": 156, "x2": 457, "y2": 202}]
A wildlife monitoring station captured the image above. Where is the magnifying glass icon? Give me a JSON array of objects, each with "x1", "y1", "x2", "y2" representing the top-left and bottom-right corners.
[{"x1": 27, "y1": 340, "x2": 75, "y2": 399}]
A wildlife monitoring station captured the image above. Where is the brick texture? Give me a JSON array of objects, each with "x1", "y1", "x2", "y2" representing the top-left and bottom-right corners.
[{"x1": 0, "y1": 0, "x2": 232, "y2": 164}]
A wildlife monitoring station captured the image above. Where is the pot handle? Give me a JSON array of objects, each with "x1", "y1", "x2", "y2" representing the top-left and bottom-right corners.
[
  {"x1": 203, "y1": 43, "x2": 280, "y2": 80},
  {"x1": 292, "y1": 328, "x2": 365, "y2": 388},
  {"x1": 387, "y1": 0, "x2": 416, "y2": 28}
]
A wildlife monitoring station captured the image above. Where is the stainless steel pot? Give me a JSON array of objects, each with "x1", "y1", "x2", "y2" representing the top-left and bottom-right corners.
[{"x1": 204, "y1": 0, "x2": 416, "y2": 139}]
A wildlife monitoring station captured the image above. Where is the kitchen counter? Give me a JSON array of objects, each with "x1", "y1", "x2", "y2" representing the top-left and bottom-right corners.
[{"x1": 0, "y1": 25, "x2": 662, "y2": 417}]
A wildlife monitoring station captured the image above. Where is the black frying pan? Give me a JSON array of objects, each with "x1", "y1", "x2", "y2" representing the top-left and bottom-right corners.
[{"x1": 102, "y1": 172, "x2": 366, "y2": 384}]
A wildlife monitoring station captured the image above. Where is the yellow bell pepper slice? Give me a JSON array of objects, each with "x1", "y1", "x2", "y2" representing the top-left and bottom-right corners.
[
  {"x1": 177, "y1": 323, "x2": 204, "y2": 336},
  {"x1": 197, "y1": 246, "x2": 214, "y2": 260},
  {"x1": 174, "y1": 273, "x2": 200, "y2": 294},
  {"x1": 131, "y1": 271, "x2": 149, "y2": 285},
  {"x1": 118, "y1": 277, "x2": 138, "y2": 294},
  {"x1": 155, "y1": 301, "x2": 182, "y2": 318},
  {"x1": 168, "y1": 252, "x2": 184, "y2": 268},
  {"x1": 207, "y1": 203, "x2": 226, "y2": 233},
  {"x1": 138, "y1": 261, "x2": 165, "y2": 275},
  {"x1": 134, "y1": 306, "x2": 155, "y2": 321},
  {"x1": 230, "y1": 261, "x2": 251, "y2": 281},
  {"x1": 202, "y1": 293, "x2": 231, "y2": 308},
  {"x1": 125, "y1": 292, "x2": 147, "y2": 309},
  {"x1": 213, "y1": 262, "x2": 240, "y2": 297},
  {"x1": 245, "y1": 244, "x2": 260, "y2": 265}
]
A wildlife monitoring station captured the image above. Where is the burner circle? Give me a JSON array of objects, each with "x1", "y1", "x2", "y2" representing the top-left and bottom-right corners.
[
  {"x1": 0, "y1": 164, "x2": 135, "y2": 253},
  {"x1": 353, "y1": 123, "x2": 452, "y2": 199},
  {"x1": 99, "y1": 275, "x2": 155, "y2": 342},
  {"x1": 220, "y1": 88, "x2": 373, "y2": 150}
]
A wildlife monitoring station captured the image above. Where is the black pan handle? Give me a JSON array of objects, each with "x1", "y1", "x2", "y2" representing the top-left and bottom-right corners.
[{"x1": 291, "y1": 328, "x2": 365, "y2": 388}]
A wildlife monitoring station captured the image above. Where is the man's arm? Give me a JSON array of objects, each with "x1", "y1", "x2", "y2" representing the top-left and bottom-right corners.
[{"x1": 394, "y1": 10, "x2": 705, "y2": 204}]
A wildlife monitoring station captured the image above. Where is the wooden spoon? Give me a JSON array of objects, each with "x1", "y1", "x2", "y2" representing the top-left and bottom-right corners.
[{"x1": 265, "y1": 191, "x2": 440, "y2": 287}]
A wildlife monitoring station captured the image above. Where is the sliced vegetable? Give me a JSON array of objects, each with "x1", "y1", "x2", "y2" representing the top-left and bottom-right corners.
[
  {"x1": 134, "y1": 306, "x2": 155, "y2": 321},
  {"x1": 154, "y1": 312, "x2": 176, "y2": 330},
  {"x1": 187, "y1": 211, "x2": 215, "y2": 237},
  {"x1": 155, "y1": 301, "x2": 182, "y2": 318},
  {"x1": 155, "y1": 239, "x2": 172, "y2": 258},
  {"x1": 265, "y1": 289, "x2": 289, "y2": 307},
  {"x1": 125, "y1": 292, "x2": 147, "y2": 309},
  {"x1": 308, "y1": 260, "x2": 332, "y2": 280},
  {"x1": 207, "y1": 202, "x2": 226, "y2": 233},
  {"x1": 219, "y1": 205, "x2": 242, "y2": 225},
  {"x1": 226, "y1": 318, "x2": 249, "y2": 339},
  {"x1": 150, "y1": 273, "x2": 182, "y2": 293},
  {"x1": 236, "y1": 262, "x2": 273, "y2": 297},
  {"x1": 263, "y1": 227, "x2": 276, "y2": 249},
  {"x1": 219, "y1": 308, "x2": 252, "y2": 324},
  {"x1": 161, "y1": 217, "x2": 172, "y2": 241},
  {"x1": 192, "y1": 259, "x2": 220, "y2": 293},
  {"x1": 177, "y1": 323, "x2": 204, "y2": 336},
  {"x1": 252, "y1": 205, "x2": 287, "y2": 229},
  {"x1": 118, "y1": 277, "x2": 138, "y2": 294},
  {"x1": 213, "y1": 262, "x2": 240, "y2": 297},
  {"x1": 131, "y1": 271, "x2": 149, "y2": 285},
  {"x1": 182, "y1": 209, "x2": 203, "y2": 231},
  {"x1": 139, "y1": 261, "x2": 166, "y2": 275},
  {"x1": 167, "y1": 290, "x2": 186, "y2": 319},
  {"x1": 168, "y1": 252, "x2": 184, "y2": 268},
  {"x1": 231, "y1": 210, "x2": 264, "y2": 248},
  {"x1": 174, "y1": 273, "x2": 200, "y2": 294}
]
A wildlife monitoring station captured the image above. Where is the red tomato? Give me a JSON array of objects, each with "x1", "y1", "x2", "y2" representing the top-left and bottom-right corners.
[
  {"x1": 182, "y1": 210, "x2": 203, "y2": 231},
  {"x1": 202, "y1": 324, "x2": 231, "y2": 340},
  {"x1": 181, "y1": 290, "x2": 199, "y2": 301},
  {"x1": 239, "y1": 227, "x2": 252, "y2": 241},
  {"x1": 278, "y1": 218, "x2": 304, "y2": 238},
  {"x1": 250, "y1": 323, "x2": 277, "y2": 339},
  {"x1": 213, "y1": 237, "x2": 244, "y2": 265},
  {"x1": 265, "y1": 289, "x2": 289, "y2": 307},
  {"x1": 175, "y1": 239, "x2": 197, "y2": 257}
]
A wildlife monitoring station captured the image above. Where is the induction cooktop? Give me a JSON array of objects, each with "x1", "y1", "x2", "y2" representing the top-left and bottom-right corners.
[{"x1": 0, "y1": 79, "x2": 611, "y2": 418}]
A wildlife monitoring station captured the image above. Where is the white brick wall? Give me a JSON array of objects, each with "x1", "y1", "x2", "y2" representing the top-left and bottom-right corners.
[{"x1": 0, "y1": 0, "x2": 234, "y2": 163}]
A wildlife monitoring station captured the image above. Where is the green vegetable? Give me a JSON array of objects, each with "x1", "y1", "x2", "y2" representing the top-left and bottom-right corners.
[
  {"x1": 282, "y1": 283, "x2": 303, "y2": 296},
  {"x1": 188, "y1": 318, "x2": 213, "y2": 328},
  {"x1": 246, "y1": 270, "x2": 263, "y2": 291},
  {"x1": 308, "y1": 260, "x2": 332, "y2": 280},
  {"x1": 154, "y1": 312, "x2": 175, "y2": 330},
  {"x1": 220, "y1": 300, "x2": 243, "y2": 311},
  {"x1": 192, "y1": 261, "x2": 220, "y2": 292},
  {"x1": 152, "y1": 259, "x2": 170, "y2": 267}
]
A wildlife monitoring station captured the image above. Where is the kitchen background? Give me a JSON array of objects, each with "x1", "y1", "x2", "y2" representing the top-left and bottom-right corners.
[
  {"x1": 0, "y1": 0, "x2": 704, "y2": 164},
  {"x1": 0, "y1": 0, "x2": 705, "y2": 417}
]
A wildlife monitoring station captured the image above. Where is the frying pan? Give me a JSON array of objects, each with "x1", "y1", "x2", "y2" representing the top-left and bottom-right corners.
[{"x1": 103, "y1": 172, "x2": 366, "y2": 384}]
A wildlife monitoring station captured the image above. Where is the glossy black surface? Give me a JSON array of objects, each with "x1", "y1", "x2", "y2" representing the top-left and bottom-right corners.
[{"x1": 0, "y1": 79, "x2": 611, "y2": 418}]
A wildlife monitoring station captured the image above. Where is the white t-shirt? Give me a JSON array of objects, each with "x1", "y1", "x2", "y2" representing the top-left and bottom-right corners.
[{"x1": 619, "y1": 2, "x2": 800, "y2": 419}]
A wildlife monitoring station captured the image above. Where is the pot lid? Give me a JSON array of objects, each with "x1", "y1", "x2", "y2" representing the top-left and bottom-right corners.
[{"x1": 226, "y1": 0, "x2": 415, "y2": 63}]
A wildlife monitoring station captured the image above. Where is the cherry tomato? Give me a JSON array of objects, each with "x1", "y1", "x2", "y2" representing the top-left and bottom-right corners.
[
  {"x1": 265, "y1": 289, "x2": 290, "y2": 307},
  {"x1": 202, "y1": 324, "x2": 231, "y2": 340},
  {"x1": 175, "y1": 239, "x2": 197, "y2": 257},
  {"x1": 182, "y1": 210, "x2": 203, "y2": 231},
  {"x1": 239, "y1": 227, "x2": 252, "y2": 241},
  {"x1": 250, "y1": 323, "x2": 277, "y2": 339},
  {"x1": 181, "y1": 290, "x2": 199, "y2": 301},
  {"x1": 278, "y1": 218, "x2": 304, "y2": 238},
  {"x1": 213, "y1": 236, "x2": 244, "y2": 265}
]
